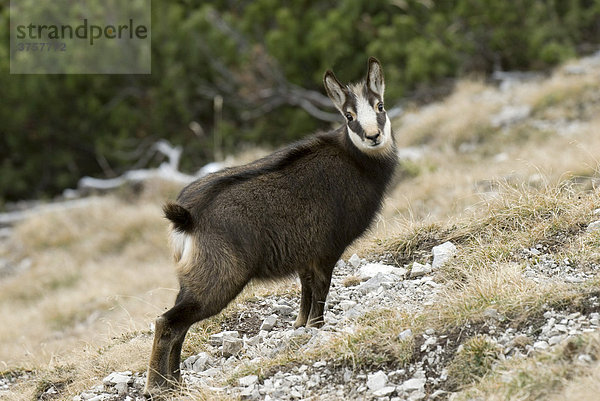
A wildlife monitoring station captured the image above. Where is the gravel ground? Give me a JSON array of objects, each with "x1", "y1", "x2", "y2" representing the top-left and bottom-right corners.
[{"x1": 66, "y1": 237, "x2": 600, "y2": 401}]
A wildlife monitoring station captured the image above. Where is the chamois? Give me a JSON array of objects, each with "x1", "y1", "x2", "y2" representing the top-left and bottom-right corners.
[{"x1": 145, "y1": 57, "x2": 397, "y2": 396}]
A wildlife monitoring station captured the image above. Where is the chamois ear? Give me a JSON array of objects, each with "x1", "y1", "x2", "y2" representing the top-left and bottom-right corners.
[
  {"x1": 323, "y1": 70, "x2": 347, "y2": 113},
  {"x1": 367, "y1": 57, "x2": 385, "y2": 97}
]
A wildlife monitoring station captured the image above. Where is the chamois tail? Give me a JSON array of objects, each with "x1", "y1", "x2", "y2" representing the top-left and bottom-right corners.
[{"x1": 163, "y1": 203, "x2": 194, "y2": 233}]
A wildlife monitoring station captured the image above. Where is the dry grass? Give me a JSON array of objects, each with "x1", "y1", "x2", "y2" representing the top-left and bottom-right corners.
[
  {"x1": 398, "y1": 80, "x2": 501, "y2": 149},
  {"x1": 376, "y1": 181, "x2": 599, "y2": 328},
  {"x1": 311, "y1": 309, "x2": 416, "y2": 369},
  {"x1": 0, "y1": 196, "x2": 175, "y2": 369},
  {"x1": 377, "y1": 58, "x2": 600, "y2": 225},
  {"x1": 454, "y1": 333, "x2": 600, "y2": 401},
  {"x1": 2, "y1": 56, "x2": 600, "y2": 400},
  {"x1": 446, "y1": 334, "x2": 502, "y2": 390}
]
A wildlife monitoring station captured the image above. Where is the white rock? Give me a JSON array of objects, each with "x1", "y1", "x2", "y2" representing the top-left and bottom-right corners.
[
  {"x1": 398, "y1": 329, "x2": 413, "y2": 341},
  {"x1": 239, "y1": 374, "x2": 258, "y2": 387},
  {"x1": 239, "y1": 386, "x2": 254, "y2": 397},
  {"x1": 358, "y1": 263, "x2": 406, "y2": 279},
  {"x1": 367, "y1": 370, "x2": 387, "y2": 391},
  {"x1": 222, "y1": 337, "x2": 243, "y2": 356},
  {"x1": 344, "y1": 305, "x2": 365, "y2": 319},
  {"x1": 358, "y1": 273, "x2": 397, "y2": 294},
  {"x1": 88, "y1": 396, "x2": 110, "y2": 401},
  {"x1": 430, "y1": 389, "x2": 447, "y2": 399},
  {"x1": 555, "y1": 324, "x2": 568, "y2": 332},
  {"x1": 483, "y1": 308, "x2": 506, "y2": 322},
  {"x1": 533, "y1": 341, "x2": 549, "y2": 350},
  {"x1": 432, "y1": 241, "x2": 457, "y2": 269},
  {"x1": 410, "y1": 262, "x2": 431, "y2": 278},
  {"x1": 199, "y1": 367, "x2": 220, "y2": 377},
  {"x1": 102, "y1": 372, "x2": 132, "y2": 386},
  {"x1": 548, "y1": 335, "x2": 564, "y2": 346},
  {"x1": 260, "y1": 315, "x2": 277, "y2": 331},
  {"x1": 192, "y1": 352, "x2": 210, "y2": 372},
  {"x1": 349, "y1": 254, "x2": 362, "y2": 268},
  {"x1": 115, "y1": 381, "x2": 128, "y2": 396},
  {"x1": 578, "y1": 354, "x2": 593, "y2": 363},
  {"x1": 490, "y1": 105, "x2": 531, "y2": 128},
  {"x1": 408, "y1": 390, "x2": 427, "y2": 401},
  {"x1": 373, "y1": 385, "x2": 396, "y2": 397},
  {"x1": 209, "y1": 330, "x2": 239, "y2": 346},
  {"x1": 587, "y1": 221, "x2": 600, "y2": 232},
  {"x1": 339, "y1": 300, "x2": 357, "y2": 311},
  {"x1": 275, "y1": 304, "x2": 294, "y2": 315},
  {"x1": 183, "y1": 354, "x2": 198, "y2": 370},
  {"x1": 244, "y1": 335, "x2": 261, "y2": 347},
  {"x1": 402, "y1": 377, "x2": 426, "y2": 392},
  {"x1": 420, "y1": 336, "x2": 437, "y2": 351}
]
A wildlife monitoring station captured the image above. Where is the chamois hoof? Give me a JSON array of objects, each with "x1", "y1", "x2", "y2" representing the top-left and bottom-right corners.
[
  {"x1": 142, "y1": 386, "x2": 161, "y2": 400},
  {"x1": 143, "y1": 377, "x2": 170, "y2": 399},
  {"x1": 306, "y1": 319, "x2": 325, "y2": 329},
  {"x1": 293, "y1": 317, "x2": 308, "y2": 328}
]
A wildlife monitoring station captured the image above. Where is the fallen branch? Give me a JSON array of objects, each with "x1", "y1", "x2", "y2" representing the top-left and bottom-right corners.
[{"x1": 77, "y1": 140, "x2": 222, "y2": 192}]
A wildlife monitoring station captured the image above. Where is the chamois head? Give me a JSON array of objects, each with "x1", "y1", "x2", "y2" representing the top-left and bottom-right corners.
[{"x1": 323, "y1": 57, "x2": 393, "y2": 155}]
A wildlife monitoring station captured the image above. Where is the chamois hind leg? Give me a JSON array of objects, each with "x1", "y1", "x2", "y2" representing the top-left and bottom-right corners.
[
  {"x1": 144, "y1": 298, "x2": 203, "y2": 397},
  {"x1": 306, "y1": 260, "x2": 336, "y2": 328},
  {"x1": 294, "y1": 271, "x2": 313, "y2": 328},
  {"x1": 167, "y1": 329, "x2": 187, "y2": 384},
  {"x1": 145, "y1": 269, "x2": 250, "y2": 397}
]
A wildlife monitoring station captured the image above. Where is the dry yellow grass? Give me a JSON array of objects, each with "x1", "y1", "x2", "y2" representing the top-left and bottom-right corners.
[
  {"x1": 2, "y1": 55, "x2": 600, "y2": 400},
  {"x1": 453, "y1": 332, "x2": 600, "y2": 401},
  {"x1": 376, "y1": 58, "x2": 600, "y2": 226},
  {"x1": 0, "y1": 196, "x2": 176, "y2": 371}
]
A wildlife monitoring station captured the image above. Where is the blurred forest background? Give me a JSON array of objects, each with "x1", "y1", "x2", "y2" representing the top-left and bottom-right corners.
[{"x1": 2, "y1": 0, "x2": 600, "y2": 203}]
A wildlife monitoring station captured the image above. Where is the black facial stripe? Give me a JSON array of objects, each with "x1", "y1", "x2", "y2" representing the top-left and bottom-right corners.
[
  {"x1": 348, "y1": 120, "x2": 365, "y2": 139},
  {"x1": 342, "y1": 93, "x2": 357, "y2": 114},
  {"x1": 376, "y1": 112, "x2": 387, "y2": 127}
]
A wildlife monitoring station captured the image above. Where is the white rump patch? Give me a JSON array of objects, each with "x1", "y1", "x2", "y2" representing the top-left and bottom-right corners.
[{"x1": 169, "y1": 228, "x2": 195, "y2": 269}]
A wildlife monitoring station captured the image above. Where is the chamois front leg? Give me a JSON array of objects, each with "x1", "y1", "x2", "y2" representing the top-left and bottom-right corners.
[
  {"x1": 294, "y1": 271, "x2": 313, "y2": 328},
  {"x1": 306, "y1": 263, "x2": 335, "y2": 328}
]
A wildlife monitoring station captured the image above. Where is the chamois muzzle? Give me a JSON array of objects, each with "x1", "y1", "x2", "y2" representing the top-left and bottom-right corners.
[{"x1": 366, "y1": 131, "x2": 381, "y2": 145}]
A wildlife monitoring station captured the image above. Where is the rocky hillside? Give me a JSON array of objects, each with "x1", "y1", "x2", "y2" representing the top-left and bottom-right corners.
[{"x1": 2, "y1": 52, "x2": 600, "y2": 401}]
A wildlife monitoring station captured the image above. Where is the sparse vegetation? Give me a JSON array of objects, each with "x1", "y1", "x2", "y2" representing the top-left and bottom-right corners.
[
  {"x1": 446, "y1": 335, "x2": 501, "y2": 390},
  {"x1": 2, "y1": 55, "x2": 600, "y2": 400}
]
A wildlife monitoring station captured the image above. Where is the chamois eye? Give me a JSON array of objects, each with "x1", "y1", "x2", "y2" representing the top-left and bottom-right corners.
[
  {"x1": 345, "y1": 112, "x2": 354, "y2": 122},
  {"x1": 377, "y1": 102, "x2": 384, "y2": 112}
]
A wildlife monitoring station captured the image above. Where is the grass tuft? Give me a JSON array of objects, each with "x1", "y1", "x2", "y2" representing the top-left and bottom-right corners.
[{"x1": 446, "y1": 335, "x2": 501, "y2": 390}]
